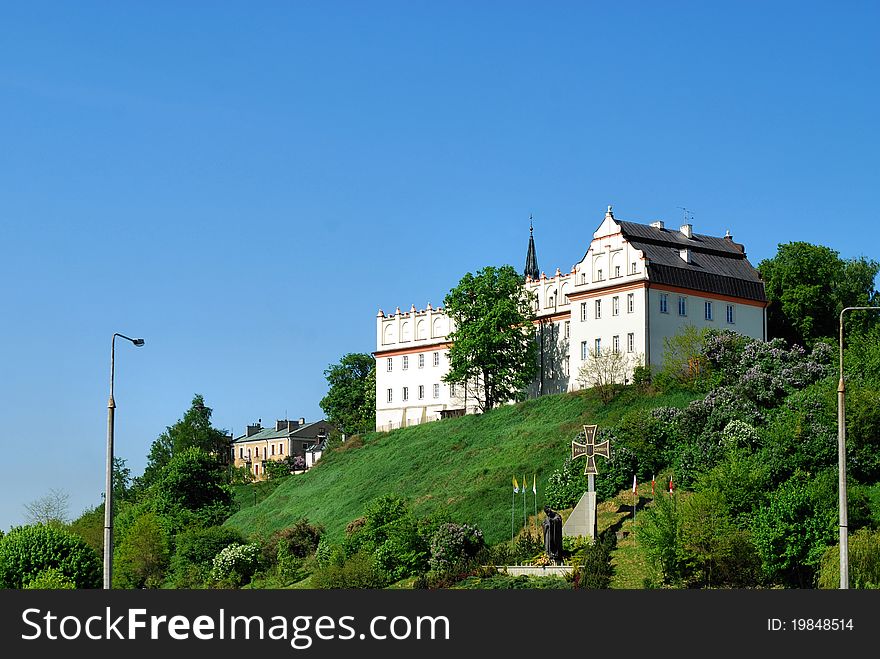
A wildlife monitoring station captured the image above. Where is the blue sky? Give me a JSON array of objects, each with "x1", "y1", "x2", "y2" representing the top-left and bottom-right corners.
[{"x1": 1, "y1": 1, "x2": 877, "y2": 529}]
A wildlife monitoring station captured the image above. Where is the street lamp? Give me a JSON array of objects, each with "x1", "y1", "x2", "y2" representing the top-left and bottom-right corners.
[
  {"x1": 104, "y1": 333, "x2": 144, "y2": 589},
  {"x1": 837, "y1": 306, "x2": 880, "y2": 589}
]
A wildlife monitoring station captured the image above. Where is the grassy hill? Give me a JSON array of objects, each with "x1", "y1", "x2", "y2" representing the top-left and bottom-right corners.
[{"x1": 225, "y1": 386, "x2": 698, "y2": 545}]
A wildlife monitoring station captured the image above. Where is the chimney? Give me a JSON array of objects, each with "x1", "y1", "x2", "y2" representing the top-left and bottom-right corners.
[
  {"x1": 246, "y1": 423, "x2": 262, "y2": 437},
  {"x1": 650, "y1": 220, "x2": 664, "y2": 230},
  {"x1": 276, "y1": 419, "x2": 289, "y2": 432},
  {"x1": 299, "y1": 417, "x2": 306, "y2": 426},
  {"x1": 680, "y1": 223, "x2": 693, "y2": 238},
  {"x1": 679, "y1": 248, "x2": 691, "y2": 263}
]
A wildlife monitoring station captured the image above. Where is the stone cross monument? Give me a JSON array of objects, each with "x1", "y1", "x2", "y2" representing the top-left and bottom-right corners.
[{"x1": 562, "y1": 424, "x2": 610, "y2": 541}]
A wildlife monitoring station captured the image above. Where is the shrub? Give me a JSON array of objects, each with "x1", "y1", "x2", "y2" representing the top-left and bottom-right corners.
[
  {"x1": 818, "y1": 528, "x2": 880, "y2": 589},
  {"x1": 24, "y1": 568, "x2": 76, "y2": 590},
  {"x1": 263, "y1": 459, "x2": 291, "y2": 480},
  {"x1": 113, "y1": 512, "x2": 170, "y2": 589},
  {"x1": 310, "y1": 549, "x2": 387, "y2": 589},
  {"x1": 168, "y1": 526, "x2": 245, "y2": 588},
  {"x1": 569, "y1": 529, "x2": 616, "y2": 589},
  {"x1": 0, "y1": 524, "x2": 101, "y2": 589},
  {"x1": 428, "y1": 523, "x2": 485, "y2": 575},
  {"x1": 211, "y1": 542, "x2": 261, "y2": 588}
]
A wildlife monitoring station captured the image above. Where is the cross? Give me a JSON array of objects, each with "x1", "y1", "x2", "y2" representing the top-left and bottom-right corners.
[{"x1": 571, "y1": 424, "x2": 610, "y2": 475}]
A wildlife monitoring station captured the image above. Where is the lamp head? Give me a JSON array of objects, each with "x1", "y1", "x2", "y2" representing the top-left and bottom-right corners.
[{"x1": 133, "y1": 338, "x2": 145, "y2": 347}]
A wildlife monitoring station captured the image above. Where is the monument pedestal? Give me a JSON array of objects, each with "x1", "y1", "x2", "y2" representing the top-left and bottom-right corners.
[{"x1": 562, "y1": 491, "x2": 596, "y2": 540}]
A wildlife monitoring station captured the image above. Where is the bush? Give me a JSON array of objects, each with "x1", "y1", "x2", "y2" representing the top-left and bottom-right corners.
[
  {"x1": 750, "y1": 470, "x2": 838, "y2": 587},
  {"x1": 113, "y1": 512, "x2": 170, "y2": 589},
  {"x1": 263, "y1": 459, "x2": 292, "y2": 480},
  {"x1": 818, "y1": 528, "x2": 880, "y2": 589},
  {"x1": 23, "y1": 568, "x2": 77, "y2": 589},
  {"x1": 211, "y1": 543, "x2": 262, "y2": 588},
  {"x1": 310, "y1": 549, "x2": 387, "y2": 589},
  {"x1": 569, "y1": 530, "x2": 616, "y2": 589},
  {"x1": 0, "y1": 524, "x2": 101, "y2": 589},
  {"x1": 428, "y1": 523, "x2": 485, "y2": 575},
  {"x1": 168, "y1": 526, "x2": 245, "y2": 588}
]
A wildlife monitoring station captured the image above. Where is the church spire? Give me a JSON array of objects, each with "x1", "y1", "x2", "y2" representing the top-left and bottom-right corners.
[{"x1": 524, "y1": 215, "x2": 539, "y2": 281}]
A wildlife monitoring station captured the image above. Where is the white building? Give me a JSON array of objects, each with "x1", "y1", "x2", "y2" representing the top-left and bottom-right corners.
[{"x1": 375, "y1": 206, "x2": 767, "y2": 431}]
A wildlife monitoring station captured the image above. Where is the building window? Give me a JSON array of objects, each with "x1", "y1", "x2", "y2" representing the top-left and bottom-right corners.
[
  {"x1": 402, "y1": 386, "x2": 409, "y2": 402},
  {"x1": 594, "y1": 338, "x2": 601, "y2": 354},
  {"x1": 449, "y1": 383, "x2": 456, "y2": 397},
  {"x1": 580, "y1": 302, "x2": 588, "y2": 322},
  {"x1": 612, "y1": 335, "x2": 620, "y2": 354},
  {"x1": 563, "y1": 357, "x2": 570, "y2": 377},
  {"x1": 726, "y1": 304, "x2": 735, "y2": 324},
  {"x1": 595, "y1": 299, "x2": 602, "y2": 319},
  {"x1": 387, "y1": 388, "x2": 393, "y2": 403},
  {"x1": 580, "y1": 273, "x2": 587, "y2": 285},
  {"x1": 660, "y1": 293, "x2": 669, "y2": 314},
  {"x1": 256, "y1": 447, "x2": 260, "y2": 458},
  {"x1": 433, "y1": 352, "x2": 439, "y2": 367},
  {"x1": 597, "y1": 268, "x2": 604, "y2": 281},
  {"x1": 402, "y1": 355, "x2": 409, "y2": 370},
  {"x1": 546, "y1": 294, "x2": 554, "y2": 308},
  {"x1": 279, "y1": 444, "x2": 284, "y2": 455},
  {"x1": 418, "y1": 385, "x2": 425, "y2": 399},
  {"x1": 271, "y1": 444, "x2": 275, "y2": 456},
  {"x1": 612, "y1": 296, "x2": 619, "y2": 316},
  {"x1": 631, "y1": 262, "x2": 638, "y2": 274},
  {"x1": 247, "y1": 448, "x2": 251, "y2": 459},
  {"x1": 564, "y1": 321, "x2": 570, "y2": 338},
  {"x1": 627, "y1": 293, "x2": 634, "y2": 313},
  {"x1": 678, "y1": 296, "x2": 687, "y2": 317},
  {"x1": 418, "y1": 353, "x2": 424, "y2": 368},
  {"x1": 433, "y1": 383, "x2": 440, "y2": 398},
  {"x1": 581, "y1": 341, "x2": 588, "y2": 360},
  {"x1": 239, "y1": 448, "x2": 244, "y2": 459},
  {"x1": 705, "y1": 301, "x2": 713, "y2": 321},
  {"x1": 627, "y1": 333, "x2": 634, "y2": 353},
  {"x1": 386, "y1": 357, "x2": 393, "y2": 372}
]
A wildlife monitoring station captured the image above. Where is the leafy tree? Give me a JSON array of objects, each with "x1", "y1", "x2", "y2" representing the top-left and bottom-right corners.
[
  {"x1": 67, "y1": 504, "x2": 105, "y2": 556},
  {"x1": 23, "y1": 488, "x2": 70, "y2": 526},
  {"x1": 319, "y1": 353, "x2": 376, "y2": 436},
  {"x1": 138, "y1": 395, "x2": 231, "y2": 490},
  {"x1": 758, "y1": 242, "x2": 879, "y2": 346},
  {"x1": 655, "y1": 325, "x2": 713, "y2": 390},
  {"x1": 750, "y1": 470, "x2": 838, "y2": 587},
  {"x1": 151, "y1": 447, "x2": 235, "y2": 529},
  {"x1": 0, "y1": 524, "x2": 101, "y2": 589},
  {"x1": 23, "y1": 568, "x2": 77, "y2": 589},
  {"x1": 443, "y1": 265, "x2": 538, "y2": 411},
  {"x1": 113, "y1": 512, "x2": 170, "y2": 589}
]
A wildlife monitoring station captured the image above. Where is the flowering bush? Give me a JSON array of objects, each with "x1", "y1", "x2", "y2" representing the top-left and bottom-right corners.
[
  {"x1": 428, "y1": 523, "x2": 485, "y2": 574},
  {"x1": 211, "y1": 542, "x2": 261, "y2": 587}
]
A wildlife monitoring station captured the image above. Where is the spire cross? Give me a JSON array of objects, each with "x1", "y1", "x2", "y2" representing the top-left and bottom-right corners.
[{"x1": 571, "y1": 424, "x2": 609, "y2": 475}]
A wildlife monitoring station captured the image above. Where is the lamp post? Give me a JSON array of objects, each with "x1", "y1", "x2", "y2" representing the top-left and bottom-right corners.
[
  {"x1": 838, "y1": 306, "x2": 880, "y2": 589},
  {"x1": 104, "y1": 333, "x2": 145, "y2": 589}
]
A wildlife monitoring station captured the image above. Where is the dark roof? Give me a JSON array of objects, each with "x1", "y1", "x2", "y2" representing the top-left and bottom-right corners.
[
  {"x1": 617, "y1": 221, "x2": 766, "y2": 303},
  {"x1": 233, "y1": 420, "x2": 332, "y2": 444}
]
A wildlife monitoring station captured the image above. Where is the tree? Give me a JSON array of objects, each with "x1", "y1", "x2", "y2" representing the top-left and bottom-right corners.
[
  {"x1": 113, "y1": 512, "x2": 170, "y2": 589},
  {"x1": 0, "y1": 524, "x2": 101, "y2": 589},
  {"x1": 319, "y1": 353, "x2": 376, "y2": 436},
  {"x1": 138, "y1": 394, "x2": 231, "y2": 489},
  {"x1": 151, "y1": 447, "x2": 235, "y2": 529},
  {"x1": 758, "y1": 242, "x2": 879, "y2": 346},
  {"x1": 23, "y1": 488, "x2": 70, "y2": 526},
  {"x1": 576, "y1": 348, "x2": 637, "y2": 403},
  {"x1": 442, "y1": 265, "x2": 538, "y2": 411}
]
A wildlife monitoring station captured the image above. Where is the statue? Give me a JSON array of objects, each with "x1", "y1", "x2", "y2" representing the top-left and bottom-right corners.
[{"x1": 542, "y1": 506, "x2": 563, "y2": 563}]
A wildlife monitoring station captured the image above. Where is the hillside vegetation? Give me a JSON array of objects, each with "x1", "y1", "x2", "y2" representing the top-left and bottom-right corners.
[{"x1": 225, "y1": 387, "x2": 699, "y2": 544}]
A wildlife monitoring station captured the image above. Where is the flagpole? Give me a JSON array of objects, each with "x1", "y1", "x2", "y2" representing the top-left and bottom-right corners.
[
  {"x1": 533, "y1": 474, "x2": 537, "y2": 535},
  {"x1": 511, "y1": 481, "x2": 515, "y2": 543},
  {"x1": 522, "y1": 475, "x2": 527, "y2": 532}
]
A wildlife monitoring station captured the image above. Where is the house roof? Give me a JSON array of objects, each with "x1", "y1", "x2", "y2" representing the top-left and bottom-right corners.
[
  {"x1": 616, "y1": 221, "x2": 767, "y2": 303},
  {"x1": 232, "y1": 420, "x2": 332, "y2": 444}
]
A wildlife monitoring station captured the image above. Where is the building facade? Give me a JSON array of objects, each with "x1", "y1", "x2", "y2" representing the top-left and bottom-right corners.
[
  {"x1": 231, "y1": 417, "x2": 333, "y2": 480},
  {"x1": 375, "y1": 206, "x2": 767, "y2": 430}
]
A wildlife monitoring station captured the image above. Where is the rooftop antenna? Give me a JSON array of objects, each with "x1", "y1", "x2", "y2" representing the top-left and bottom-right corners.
[{"x1": 677, "y1": 206, "x2": 693, "y2": 224}]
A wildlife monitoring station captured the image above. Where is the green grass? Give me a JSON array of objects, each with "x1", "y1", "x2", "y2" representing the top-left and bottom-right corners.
[{"x1": 224, "y1": 386, "x2": 700, "y2": 546}]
